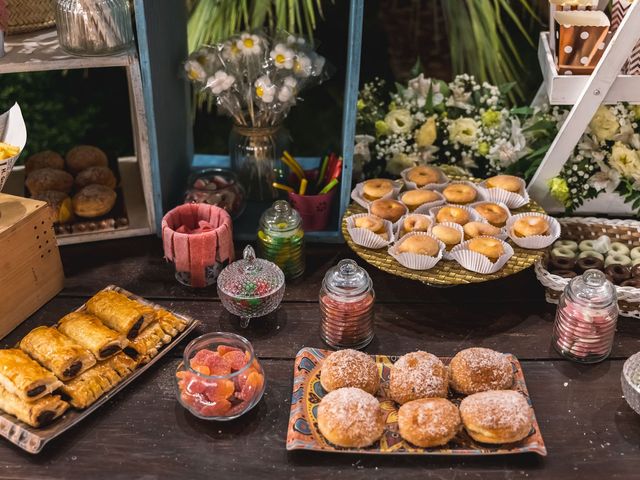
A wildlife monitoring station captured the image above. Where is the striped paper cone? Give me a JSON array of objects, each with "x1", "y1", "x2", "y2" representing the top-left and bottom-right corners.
[{"x1": 611, "y1": 0, "x2": 640, "y2": 74}]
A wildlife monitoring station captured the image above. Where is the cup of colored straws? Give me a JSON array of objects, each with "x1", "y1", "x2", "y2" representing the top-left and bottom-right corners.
[{"x1": 272, "y1": 151, "x2": 341, "y2": 231}]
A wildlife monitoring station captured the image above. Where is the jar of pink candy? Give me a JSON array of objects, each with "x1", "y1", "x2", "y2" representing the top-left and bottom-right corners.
[{"x1": 552, "y1": 269, "x2": 618, "y2": 364}]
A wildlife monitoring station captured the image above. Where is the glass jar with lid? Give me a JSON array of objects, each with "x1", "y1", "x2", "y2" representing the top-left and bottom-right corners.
[
  {"x1": 257, "y1": 200, "x2": 305, "y2": 280},
  {"x1": 552, "y1": 269, "x2": 618, "y2": 363},
  {"x1": 319, "y1": 259, "x2": 375, "y2": 349}
]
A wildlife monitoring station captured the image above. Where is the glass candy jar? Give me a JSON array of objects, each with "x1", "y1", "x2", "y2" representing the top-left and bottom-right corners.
[
  {"x1": 56, "y1": 0, "x2": 134, "y2": 56},
  {"x1": 217, "y1": 245, "x2": 285, "y2": 328},
  {"x1": 184, "y1": 168, "x2": 246, "y2": 219},
  {"x1": 320, "y1": 259, "x2": 375, "y2": 349},
  {"x1": 552, "y1": 269, "x2": 618, "y2": 363},
  {"x1": 257, "y1": 200, "x2": 305, "y2": 280}
]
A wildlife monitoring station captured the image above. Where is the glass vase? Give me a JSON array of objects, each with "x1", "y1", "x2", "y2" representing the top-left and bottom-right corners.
[{"x1": 229, "y1": 125, "x2": 288, "y2": 202}]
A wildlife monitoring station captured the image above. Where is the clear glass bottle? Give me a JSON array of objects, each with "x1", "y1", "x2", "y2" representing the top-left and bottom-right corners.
[
  {"x1": 552, "y1": 269, "x2": 618, "y2": 363},
  {"x1": 56, "y1": 0, "x2": 134, "y2": 56},
  {"x1": 319, "y1": 259, "x2": 375, "y2": 349},
  {"x1": 257, "y1": 200, "x2": 305, "y2": 280}
]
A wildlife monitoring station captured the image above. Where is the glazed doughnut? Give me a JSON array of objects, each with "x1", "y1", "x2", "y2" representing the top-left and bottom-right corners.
[
  {"x1": 406, "y1": 166, "x2": 441, "y2": 187},
  {"x1": 390, "y1": 351, "x2": 449, "y2": 405},
  {"x1": 463, "y1": 222, "x2": 501, "y2": 240},
  {"x1": 397, "y1": 235, "x2": 440, "y2": 256},
  {"x1": 548, "y1": 254, "x2": 575, "y2": 271},
  {"x1": 579, "y1": 240, "x2": 596, "y2": 252},
  {"x1": 442, "y1": 184, "x2": 477, "y2": 205},
  {"x1": 551, "y1": 270, "x2": 577, "y2": 279},
  {"x1": 317, "y1": 387, "x2": 384, "y2": 448},
  {"x1": 484, "y1": 175, "x2": 522, "y2": 193},
  {"x1": 354, "y1": 215, "x2": 385, "y2": 234},
  {"x1": 473, "y1": 203, "x2": 509, "y2": 227},
  {"x1": 370, "y1": 199, "x2": 406, "y2": 223},
  {"x1": 320, "y1": 349, "x2": 380, "y2": 395},
  {"x1": 403, "y1": 215, "x2": 431, "y2": 233},
  {"x1": 449, "y1": 348, "x2": 513, "y2": 395},
  {"x1": 551, "y1": 247, "x2": 576, "y2": 259},
  {"x1": 576, "y1": 256, "x2": 604, "y2": 273},
  {"x1": 609, "y1": 242, "x2": 630, "y2": 256},
  {"x1": 362, "y1": 178, "x2": 394, "y2": 201},
  {"x1": 578, "y1": 250, "x2": 604, "y2": 261},
  {"x1": 605, "y1": 254, "x2": 631, "y2": 267},
  {"x1": 632, "y1": 263, "x2": 640, "y2": 277},
  {"x1": 553, "y1": 240, "x2": 578, "y2": 251},
  {"x1": 400, "y1": 190, "x2": 441, "y2": 211},
  {"x1": 431, "y1": 225, "x2": 462, "y2": 250},
  {"x1": 435, "y1": 206, "x2": 470, "y2": 226},
  {"x1": 397, "y1": 398, "x2": 461, "y2": 448},
  {"x1": 631, "y1": 246, "x2": 640, "y2": 260},
  {"x1": 468, "y1": 237, "x2": 505, "y2": 263},
  {"x1": 512, "y1": 216, "x2": 549, "y2": 238},
  {"x1": 459, "y1": 390, "x2": 532, "y2": 444},
  {"x1": 604, "y1": 264, "x2": 631, "y2": 284},
  {"x1": 621, "y1": 278, "x2": 640, "y2": 288}
]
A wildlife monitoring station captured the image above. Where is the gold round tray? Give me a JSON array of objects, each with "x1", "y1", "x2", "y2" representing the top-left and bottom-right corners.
[{"x1": 342, "y1": 176, "x2": 546, "y2": 286}]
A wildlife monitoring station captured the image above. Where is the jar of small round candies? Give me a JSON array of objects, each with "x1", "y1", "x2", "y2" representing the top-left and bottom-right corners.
[
  {"x1": 319, "y1": 259, "x2": 375, "y2": 349},
  {"x1": 257, "y1": 200, "x2": 305, "y2": 279}
]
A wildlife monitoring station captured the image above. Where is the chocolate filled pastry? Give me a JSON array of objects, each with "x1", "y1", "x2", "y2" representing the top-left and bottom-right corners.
[
  {"x1": 621, "y1": 278, "x2": 640, "y2": 288},
  {"x1": 604, "y1": 264, "x2": 631, "y2": 284},
  {"x1": 0, "y1": 349, "x2": 62, "y2": 402},
  {"x1": 320, "y1": 349, "x2": 380, "y2": 395},
  {"x1": 576, "y1": 256, "x2": 604, "y2": 273},
  {"x1": 58, "y1": 312, "x2": 128, "y2": 360},
  {"x1": 25, "y1": 150, "x2": 65, "y2": 175},
  {"x1": 72, "y1": 184, "x2": 117, "y2": 218},
  {"x1": 86, "y1": 290, "x2": 155, "y2": 339},
  {"x1": 548, "y1": 254, "x2": 576, "y2": 271},
  {"x1": 124, "y1": 322, "x2": 172, "y2": 365},
  {"x1": 65, "y1": 145, "x2": 108, "y2": 174},
  {"x1": 551, "y1": 269, "x2": 578, "y2": 279},
  {"x1": 0, "y1": 385, "x2": 68, "y2": 427},
  {"x1": 75, "y1": 166, "x2": 117, "y2": 189},
  {"x1": 19, "y1": 326, "x2": 97, "y2": 381},
  {"x1": 25, "y1": 168, "x2": 74, "y2": 195}
]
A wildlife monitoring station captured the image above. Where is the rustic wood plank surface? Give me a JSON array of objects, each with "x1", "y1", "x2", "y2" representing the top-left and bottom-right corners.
[{"x1": 0, "y1": 235, "x2": 637, "y2": 479}]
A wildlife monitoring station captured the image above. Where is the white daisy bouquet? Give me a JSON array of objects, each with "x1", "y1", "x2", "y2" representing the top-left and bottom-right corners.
[
  {"x1": 355, "y1": 73, "x2": 531, "y2": 180},
  {"x1": 184, "y1": 32, "x2": 328, "y2": 127}
]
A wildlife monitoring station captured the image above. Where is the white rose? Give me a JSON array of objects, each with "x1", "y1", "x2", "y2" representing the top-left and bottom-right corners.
[
  {"x1": 387, "y1": 152, "x2": 417, "y2": 176},
  {"x1": 609, "y1": 142, "x2": 640, "y2": 181},
  {"x1": 384, "y1": 109, "x2": 413, "y2": 134},
  {"x1": 448, "y1": 118, "x2": 478, "y2": 146},
  {"x1": 589, "y1": 106, "x2": 620, "y2": 142}
]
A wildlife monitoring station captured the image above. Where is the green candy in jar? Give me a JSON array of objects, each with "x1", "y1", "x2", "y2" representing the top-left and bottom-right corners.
[{"x1": 257, "y1": 200, "x2": 305, "y2": 279}]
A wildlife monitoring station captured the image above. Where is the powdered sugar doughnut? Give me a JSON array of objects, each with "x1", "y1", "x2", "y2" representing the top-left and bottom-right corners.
[
  {"x1": 398, "y1": 398, "x2": 461, "y2": 448},
  {"x1": 390, "y1": 351, "x2": 448, "y2": 404},
  {"x1": 449, "y1": 347, "x2": 513, "y2": 395},
  {"x1": 320, "y1": 349, "x2": 379, "y2": 395}
]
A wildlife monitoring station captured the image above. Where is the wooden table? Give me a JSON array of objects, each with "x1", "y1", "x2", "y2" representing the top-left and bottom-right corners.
[{"x1": 1, "y1": 236, "x2": 639, "y2": 479}]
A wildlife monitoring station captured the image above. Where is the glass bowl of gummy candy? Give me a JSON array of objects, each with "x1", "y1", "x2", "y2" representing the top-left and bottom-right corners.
[{"x1": 175, "y1": 332, "x2": 266, "y2": 420}]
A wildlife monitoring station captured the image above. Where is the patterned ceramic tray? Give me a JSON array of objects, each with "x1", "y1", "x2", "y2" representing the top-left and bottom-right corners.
[{"x1": 286, "y1": 347, "x2": 547, "y2": 456}]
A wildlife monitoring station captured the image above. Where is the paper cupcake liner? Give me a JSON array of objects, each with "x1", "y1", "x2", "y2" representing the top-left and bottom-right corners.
[
  {"x1": 388, "y1": 232, "x2": 445, "y2": 270},
  {"x1": 393, "y1": 213, "x2": 434, "y2": 242},
  {"x1": 506, "y1": 212, "x2": 561, "y2": 249},
  {"x1": 399, "y1": 190, "x2": 446, "y2": 215},
  {"x1": 430, "y1": 221, "x2": 464, "y2": 260},
  {"x1": 450, "y1": 237, "x2": 515, "y2": 274},
  {"x1": 400, "y1": 166, "x2": 449, "y2": 191},
  {"x1": 469, "y1": 200, "x2": 512, "y2": 227},
  {"x1": 429, "y1": 204, "x2": 483, "y2": 225},
  {"x1": 367, "y1": 199, "x2": 409, "y2": 224},
  {"x1": 350, "y1": 180, "x2": 402, "y2": 209},
  {"x1": 479, "y1": 177, "x2": 530, "y2": 209},
  {"x1": 461, "y1": 218, "x2": 510, "y2": 242},
  {"x1": 435, "y1": 181, "x2": 488, "y2": 205},
  {"x1": 346, "y1": 213, "x2": 394, "y2": 249}
]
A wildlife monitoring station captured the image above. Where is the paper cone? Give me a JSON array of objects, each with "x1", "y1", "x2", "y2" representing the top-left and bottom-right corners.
[{"x1": 0, "y1": 103, "x2": 27, "y2": 193}]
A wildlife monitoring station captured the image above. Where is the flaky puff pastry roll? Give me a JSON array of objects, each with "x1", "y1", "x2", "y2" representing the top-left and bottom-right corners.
[
  {"x1": 0, "y1": 349, "x2": 62, "y2": 402},
  {"x1": 124, "y1": 322, "x2": 171, "y2": 365},
  {"x1": 58, "y1": 312, "x2": 128, "y2": 361},
  {"x1": 85, "y1": 290, "x2": 155, "y2": 340},
  {"x1": 20, "y1": 326, "x2": 97, "y2": 381},
  {"x1": 155, "y1": 308, "x2": 189, "y2": 337},
  {"x1": 0, "y1": 385, "x2": 68, "y2": 428}
]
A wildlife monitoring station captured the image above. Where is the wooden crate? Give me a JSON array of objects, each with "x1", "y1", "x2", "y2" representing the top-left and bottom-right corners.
[{"x1": 0, "y1": 194, "x2": 64, "y2": 339}]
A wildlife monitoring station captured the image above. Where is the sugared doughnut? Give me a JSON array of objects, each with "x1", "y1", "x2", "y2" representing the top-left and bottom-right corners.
[
  {"x1": 610, "y1": 242, "x2": 630, "y2": 256},
  {"x1": 354, "y1": 215, "x2": 385, "y2": 234},
  {"x1": 317, "y1": 387, "x2": 384, "y2": 448},
  {"x1": 485, "y1": 175, "x2": 522, "y2": 193},
  {"x1": 551, "y1": 269, "x2": 577, "y2": 279},
  {"x1": 604, "y1": 264, "x2": 631, "y2": 284},
  {"x1": 578, "y1": 250, "x2": 604, "y2": 261},
  {"x1": 436, "y1": 206, "x2": 470, "y2": 226},
  {"x1": 473, "y1": 203, "x2": 509, "y2": 227},
  {"x1": 631, "y1": 246, "x2": 640, "y2": 260},
  {"x1": 553, "y1": 240, "x2": 578, "y2": 251},
  {"x1": 400, "y1": 190, "x2": 441, "y2": 211},
  {"x1": 459, "y1": 390, "x2": 532, "y2": 444},
  {"x1": 320, "y1": 349, "x2": 380, "y2": 395},
  {"x1": 442, "y1": 184, "x2": 477, "y2": 205},
  {"x1": 512, "y1": 216, "x2": 549, "y2": 237},
  {"x1": 605, "y1": 254, "x2": 631, "y2": 267},
  {"x1": 551, "y1": 246, "x2": 576, "y2": 259},
  {"x1": 431, "y1": 225, "x2": 462, "y2": 251},
  {"x1": 389, "y1": 351, "x2": 448, "y2": 405},
  {"x1": 576, "y1": 256, "x2": 604, "y2": 273},
  {"x1": 579, "y1": 240, "x2": 596, "y2": 252},
  {"x1": 397, "y1": 235, "x2": 440, "y2": 256},
  {"x1": 548, "y1": 254, "x2": 575, "y2": 271},
  {"x1": 362, "y1": 178, "x2": 394, "y2": 201},
  {"x1": 370, "y1": 199, "x2": 406, "y2": 223},
  {"x1": 403, "y1": 215, "x2": 431, "y2": 233},
  {"x1": 397, "y1": 398, "x2": 461, "y2": 448},
  {"x1": 468, "y1": 237, "x2": 505, "y2": 263},
  {"x1": 463, "y1": 222, "x2": 501, "y2": 239},
  {"x1": 449, "y1": 348, "x2": 513, "y2": 395},
  {"x1": 406, "y1": 166, "x2": 441, "y2": 187}
]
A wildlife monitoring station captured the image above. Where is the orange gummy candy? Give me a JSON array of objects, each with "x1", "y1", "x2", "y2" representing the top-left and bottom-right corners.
[
  {"x1": 217, "y1": 345, "x2": 242, "y2": 356},
  {"x1": 204, "y1": 378, "x2": 235, "y2": 402},
  {"x1": 238, "y1": 371, "x2": 264, "y2": 401},
  {"x1": 224, "y1": 351, "x2": 247, "y2": 371},
  {"x1": 199, "y1": 398, "x2": 232, "y2": 417}
]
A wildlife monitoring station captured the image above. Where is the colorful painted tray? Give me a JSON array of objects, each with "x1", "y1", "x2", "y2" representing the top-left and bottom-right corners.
[{"x1": 286, "y1": 347, "x2": 547, "y2": 456}]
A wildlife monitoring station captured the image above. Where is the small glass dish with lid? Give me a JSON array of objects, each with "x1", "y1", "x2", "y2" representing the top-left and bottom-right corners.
[{"x1": 175, "y1": 332, "x2": 265, "y2": 421}]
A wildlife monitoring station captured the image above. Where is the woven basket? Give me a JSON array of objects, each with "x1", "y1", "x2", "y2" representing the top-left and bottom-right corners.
[
  {"x1": 7, "y1": 0, "x2": 56, "y2": 35},
  {"x1": 534, "y1": 217, "x2": 640, "y2": 318}
]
